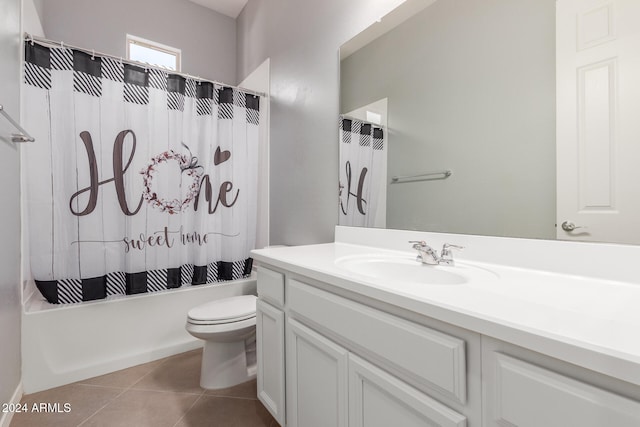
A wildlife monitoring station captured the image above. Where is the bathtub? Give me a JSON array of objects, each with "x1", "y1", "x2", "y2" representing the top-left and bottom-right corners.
[{"x1": 22, "y1": 276, "x2": 257, "y2": 393}]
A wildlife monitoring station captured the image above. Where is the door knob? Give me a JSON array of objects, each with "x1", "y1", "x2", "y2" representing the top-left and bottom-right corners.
[{"x1": 561, "y1": 221, "x2": 584, "y2": 232}]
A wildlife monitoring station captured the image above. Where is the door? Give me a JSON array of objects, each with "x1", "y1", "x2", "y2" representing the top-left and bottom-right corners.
[
  {"x1": 557, "y1": 0, "x2": 640, "y2": 243},
  {"x1": 286, "y1": 318, "x2": 348, "y2": 427},
  {"x1": 256, "y1": 299, "x2": 285, "y2": 426}
]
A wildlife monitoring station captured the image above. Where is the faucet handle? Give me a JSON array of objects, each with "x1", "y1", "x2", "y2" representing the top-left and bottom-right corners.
[
  {"x1": 440, "y1": 243, "x2": 464, "y2": 265},
  {"x1": 441, "y1": 243, "x2": 464, "y2": 256},
  {"x1": 442, "y1": 243, "x2": 464, "y2": 252},
  {"x1": 409, "y1": 240, "x2": 427, "y2": 250}
]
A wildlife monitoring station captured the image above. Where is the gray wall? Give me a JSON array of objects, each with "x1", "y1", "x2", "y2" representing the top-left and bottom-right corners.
[
  {"x1": 0, "y1": 0, "x2": 23, "y2": 406},
  {"x1": 237, "y1": 0, "x2": 406, "y2": 245},
  {"x1": 42, "y1": 0, "x2": 237, "y2": 84},
  {"x1": 341, "y1": 0, "x2": 556, "y2": 239}
]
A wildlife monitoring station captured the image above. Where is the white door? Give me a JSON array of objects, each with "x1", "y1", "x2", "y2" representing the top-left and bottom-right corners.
[
  {"x1": 286, "y1": 318, "x2": 348, "y2": 427},
  {"x1": 256, "y1": 299, "x2": 285, "y2": 426},
  {"x1": 557, "y1": 0, "x2": 640, "y2": 243}
]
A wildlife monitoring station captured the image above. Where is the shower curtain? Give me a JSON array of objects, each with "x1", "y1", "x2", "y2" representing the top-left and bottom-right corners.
[
  {"x1": 339, "y1": 116, "x2": 385, "y2": 227},
  {"x1": 22, "y1": 42, "x2": 261, "y2": 304}
]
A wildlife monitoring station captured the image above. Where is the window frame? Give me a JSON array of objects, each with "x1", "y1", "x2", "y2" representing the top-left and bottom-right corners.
[{"x1": 126, "y1": 34, "x2": 182, "y2": 72}]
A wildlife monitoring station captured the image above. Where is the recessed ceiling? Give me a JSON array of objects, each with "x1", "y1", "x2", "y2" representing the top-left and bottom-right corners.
[{"x1": 187, "y1": 0, "x2": 248, "y2": 18}]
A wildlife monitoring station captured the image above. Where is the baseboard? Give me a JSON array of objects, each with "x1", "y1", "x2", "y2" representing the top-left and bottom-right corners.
[{"x1": 0, "y1": 381, "x2": 23, "y2": 427}]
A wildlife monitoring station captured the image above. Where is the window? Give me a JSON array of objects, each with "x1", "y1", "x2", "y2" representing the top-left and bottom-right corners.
[
  {"x1": 126, "y1": 35, "x2": 181, "y2": 71},
  {"x1": 366, "y1": 111, "x2": 382, "y2": 125}
]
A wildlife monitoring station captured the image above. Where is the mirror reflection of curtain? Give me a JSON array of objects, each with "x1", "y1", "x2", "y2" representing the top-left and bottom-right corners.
[
  {"x1": 22, "y1": 42, "x2": 261, "y2": 304},
  {"x1": 338, "y1": 116, "x2": 385, "y2": 227}
]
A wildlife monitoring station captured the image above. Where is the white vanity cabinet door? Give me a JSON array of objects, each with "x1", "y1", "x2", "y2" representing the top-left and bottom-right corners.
[
  {"x1": 286, "y1": 318, "x2": 348, "y2": 427},
  {"x1": 485, "y1": 352, "x2": 640, "y2": 427},
  {"x1": 349, "y1": 354, "x2": 467, "y2": 427},
  {"x1": 256, "y1": 299, "x2": 285, "y2": 426}
]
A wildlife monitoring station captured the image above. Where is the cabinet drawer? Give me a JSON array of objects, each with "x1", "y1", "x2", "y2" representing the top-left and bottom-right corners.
[
  {"x1": 288, "y1": 279, "x2": 467, "y2": 403},
  {"x1": 489, "y1": 353, "x2": 640, "y2": 427},
  {"x1": 257, "y1": 266, "x2": 284, "y2": 308}
]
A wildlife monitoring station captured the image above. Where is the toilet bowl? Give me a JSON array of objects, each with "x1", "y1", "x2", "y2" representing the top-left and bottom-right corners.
[{"x1": 185, "y1": 295, "x2": 257, "y2": 390}]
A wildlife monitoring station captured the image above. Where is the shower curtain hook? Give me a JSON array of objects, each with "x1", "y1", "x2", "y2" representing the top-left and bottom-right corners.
[
  {"x1": 91, "y1": 49, "x2": 95, "y2": 60},
  {"x1": 28, "y1": 34, "x2": 34, "y2": 46},
  {"x1": 60, "y1": 40, "x2": 64, "y2": 49}
]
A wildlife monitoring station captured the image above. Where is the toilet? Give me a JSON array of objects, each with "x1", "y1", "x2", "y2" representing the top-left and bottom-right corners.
[{"x1": 185, "y1": 295, "x2": 257, "y2": 390}]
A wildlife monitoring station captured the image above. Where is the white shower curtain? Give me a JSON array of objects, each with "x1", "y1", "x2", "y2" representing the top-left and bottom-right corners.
[
  {"x1": 339, "y1": 116, "x2": 385, "y2": 227},
  {"x1": 22, "y1": 42, "x2": 261, "y2": 304}
]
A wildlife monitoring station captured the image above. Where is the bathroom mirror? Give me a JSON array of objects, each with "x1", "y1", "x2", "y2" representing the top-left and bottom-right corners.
[{"x1": 339, "y1": 0, "x2": 640, "y2": 245}]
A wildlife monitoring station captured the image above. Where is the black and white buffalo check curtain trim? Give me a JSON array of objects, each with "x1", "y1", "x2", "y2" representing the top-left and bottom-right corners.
[
  {"x1": 340, "y1": 116, "x2": 384, "y2": 150},
  {"x1": 35, "y1": 258, "x2": 254, "y2": 305},
  {"x1": 23, "y1": 42, "x2": 260, "y2": 119}
]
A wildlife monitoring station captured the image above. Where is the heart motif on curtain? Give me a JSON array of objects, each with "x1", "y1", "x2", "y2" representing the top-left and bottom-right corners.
[{"x1": 214, "y1": 147, "x2": 231, "y2": 165}]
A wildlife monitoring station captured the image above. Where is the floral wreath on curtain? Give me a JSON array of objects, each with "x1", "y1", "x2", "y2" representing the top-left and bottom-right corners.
[{"x1": 141, "y1": 144, "x2": 204, "y2": 214}]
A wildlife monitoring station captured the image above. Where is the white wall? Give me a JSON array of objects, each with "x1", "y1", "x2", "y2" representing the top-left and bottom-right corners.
[
  {"x1": 237, "y1": 0, "x2": 407, "y2": 245},
  {"x1": 341, "y1": 0, "x2": 556, "y2": 239},
  {"x1": 41, "y1": 0, "x2": 237, "y2": 84},
  {"x1": 0, "y1": 0, "x2": 23, "y2": 418}
]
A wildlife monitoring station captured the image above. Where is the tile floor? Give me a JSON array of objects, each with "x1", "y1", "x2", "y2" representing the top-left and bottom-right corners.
[{"x1": 10, "y1": 349, "x2": 278, "y2": 427}]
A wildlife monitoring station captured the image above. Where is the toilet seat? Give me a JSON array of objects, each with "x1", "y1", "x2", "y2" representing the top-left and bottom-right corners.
[{"x1": 187, "y1": 295, "x2": 257, "y2": 326}]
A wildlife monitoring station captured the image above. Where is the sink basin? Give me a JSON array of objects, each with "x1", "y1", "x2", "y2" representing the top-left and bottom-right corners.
[{"x1": 335, "y1": 254, "x2": 497, "y2": 286}]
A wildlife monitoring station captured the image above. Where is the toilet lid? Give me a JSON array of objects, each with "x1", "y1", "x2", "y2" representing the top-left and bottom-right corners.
[{"x1": 187, "y1": 295, "x2": 257, "y2": 322}]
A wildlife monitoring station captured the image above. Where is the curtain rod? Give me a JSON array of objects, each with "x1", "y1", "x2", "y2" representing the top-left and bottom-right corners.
[
  {"x1": 340, "y1": 114, "x2": 386, "y2": 130},
  {"x1": 24, "y1": 33, "x2": 268, "y2": 98}
]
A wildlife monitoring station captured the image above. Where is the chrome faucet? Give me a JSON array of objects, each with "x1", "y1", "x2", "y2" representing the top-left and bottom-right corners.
[{"x1": 409, "y1": 241, "x2": 464, "y2": 266}]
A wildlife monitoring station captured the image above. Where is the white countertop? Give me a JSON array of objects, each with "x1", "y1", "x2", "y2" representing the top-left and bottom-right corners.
[{"x1": 251, "y1": 240, "x2": 640, "y2": 386}]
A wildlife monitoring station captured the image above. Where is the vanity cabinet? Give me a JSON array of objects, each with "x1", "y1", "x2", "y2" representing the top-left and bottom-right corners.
[
  {"x1": 256, "y1": 264, "x2": 479, "y2": 426},
  {"x1": 252, "y1": 234, "x2": 640, "y2": 427},
  {"x1": 256, "y1": 261, "x2": 640, "y2": 427}
]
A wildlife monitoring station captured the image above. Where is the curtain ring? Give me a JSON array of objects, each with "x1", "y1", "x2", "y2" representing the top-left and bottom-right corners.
[
  {"x1": 60, "y1": 41, "x2": 64, "y2": 49},
  {"x1": 91, "y1": 49, "x2": 95, "y2": 60},
  {"x1": 29, "y1": 34, "x2": 34, "y2": 46}
]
